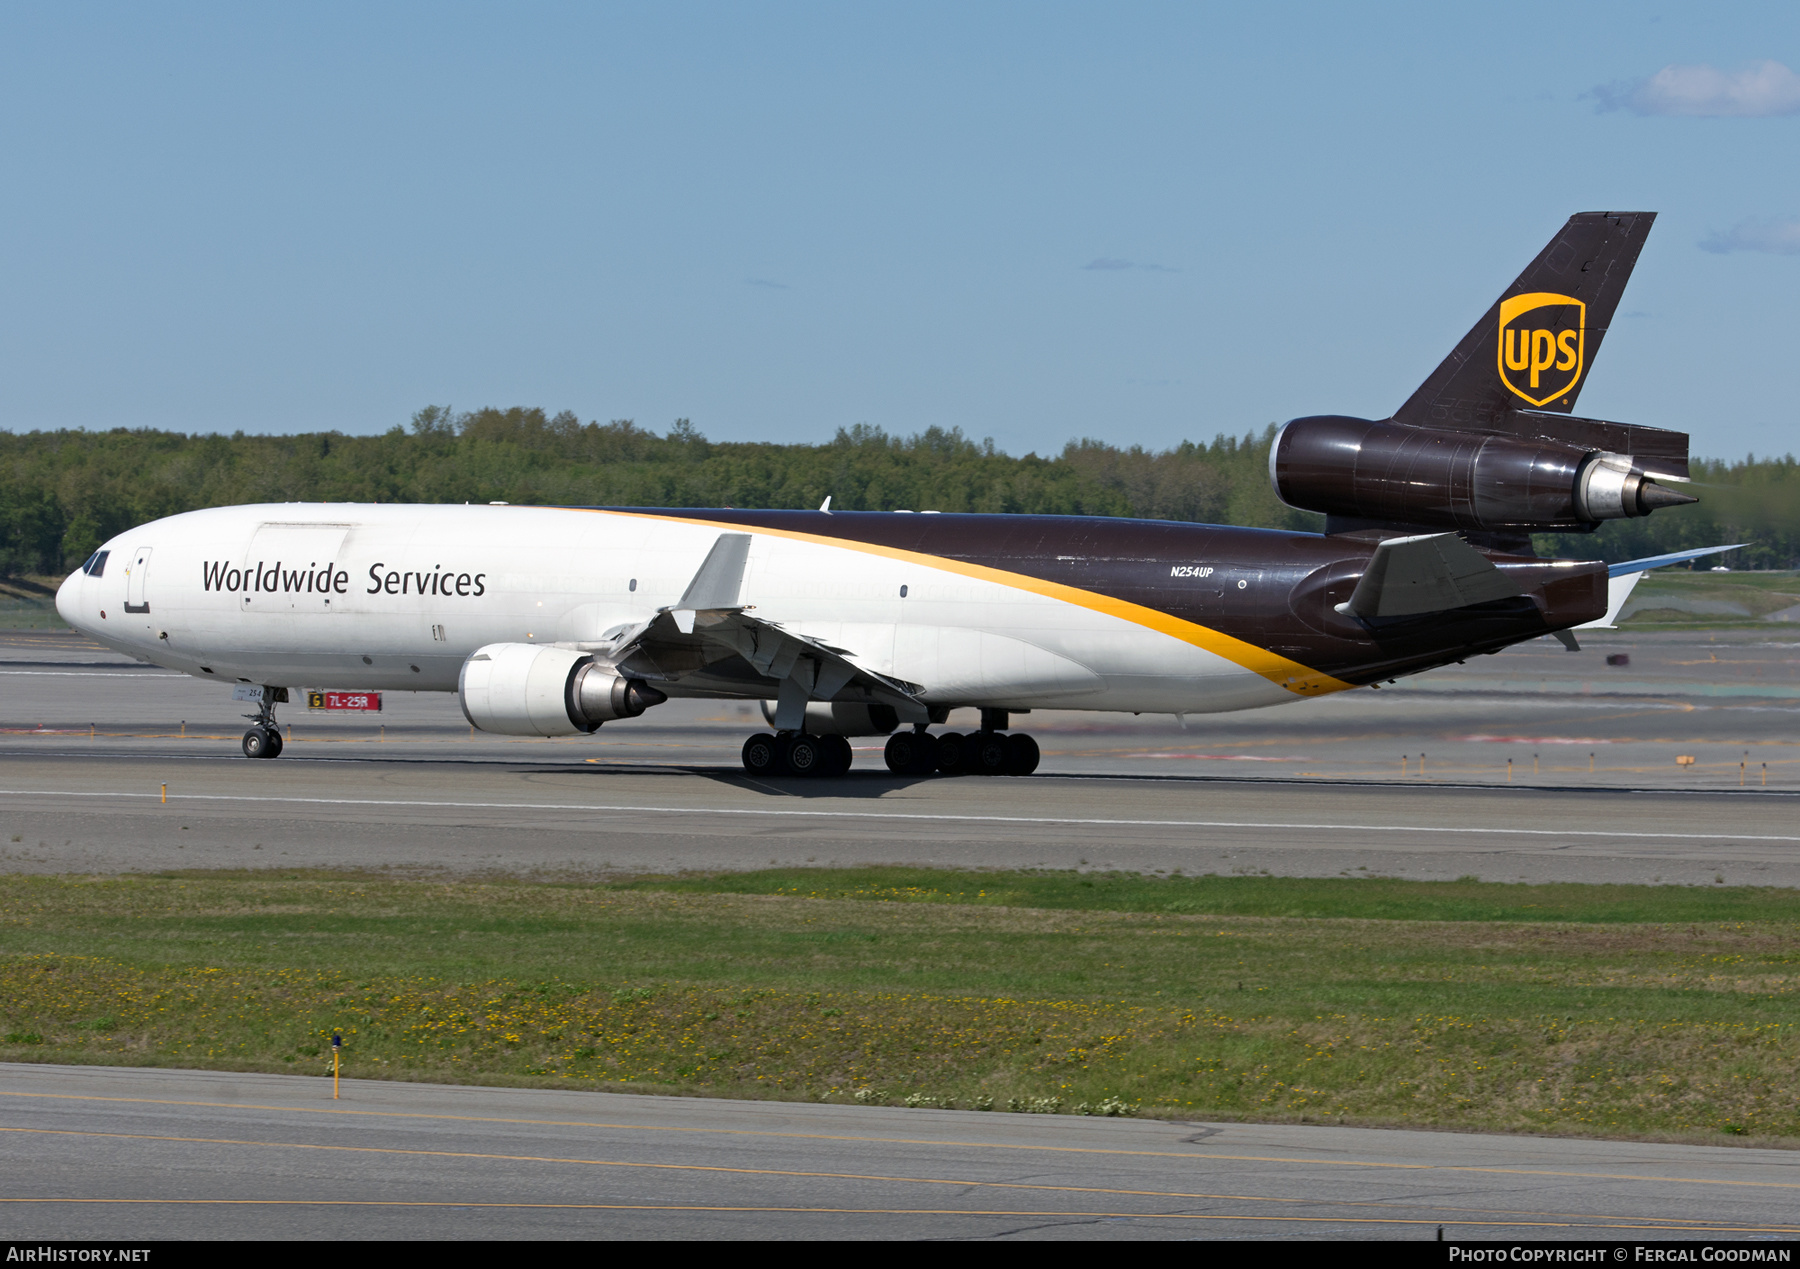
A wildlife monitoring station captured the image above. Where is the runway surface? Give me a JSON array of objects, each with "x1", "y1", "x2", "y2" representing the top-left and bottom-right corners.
[
  {"x1": 2, "y1": 1063, "x2": 1797, "y2": 1241},
  {"x1": 1, "y1": 628, "x2": 1797, "y2": 884},
  {"x1": 5, "y1": 633, "x2": 1800, "y2": 1240}
]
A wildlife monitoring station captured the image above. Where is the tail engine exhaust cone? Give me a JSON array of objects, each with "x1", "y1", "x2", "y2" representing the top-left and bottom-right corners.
[{"x1": 1636, "y1": 479, "x2": 1699, "y2": 514}]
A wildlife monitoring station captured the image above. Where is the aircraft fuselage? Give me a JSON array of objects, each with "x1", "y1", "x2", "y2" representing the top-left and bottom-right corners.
[{"x1": 56, "y1": 502, "x2": 1604, "y2": 716}]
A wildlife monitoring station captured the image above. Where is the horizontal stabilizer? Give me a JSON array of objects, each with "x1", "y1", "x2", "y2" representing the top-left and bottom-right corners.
[
  {"x1": 1576, "y1": 543, "x2": 1745, "y2": 629},
  {"x1": 1336, "y1": 533, "x2": 1524, "y2": 619},
  {"x1": 1604, "y1": 544, "x2": 1744, "y2": 579}
]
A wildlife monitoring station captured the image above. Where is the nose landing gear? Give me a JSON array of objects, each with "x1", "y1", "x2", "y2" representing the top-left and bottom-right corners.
[
  {"x1": 242, "y1": 726, "x2": 282, "y2": 759},
  {"x1": 240, "y1": 689, "x2": 286, "y2": 760}
]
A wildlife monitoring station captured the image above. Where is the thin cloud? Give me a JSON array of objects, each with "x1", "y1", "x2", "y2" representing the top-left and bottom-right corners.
[
  {"x1": 1592, "y1": 60, "x2": 1800, "y2": 117},
  {"x1": 1700, "y1": 218, "x2": 1800, "y2": 255},
  {"x1": 1082, "y1": 258, "x2": 1178, "y2": 273},
  {"x1": 745, "y1": 277, "x2": 790, "y2": 289}
]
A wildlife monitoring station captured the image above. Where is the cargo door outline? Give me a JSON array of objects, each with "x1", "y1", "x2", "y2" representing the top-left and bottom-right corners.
[
  {"x1": 124, "y1": 547, "x2": 153, "y2": 614},
  {"x1": 242, "y1": 522, "x2": 354, "y2": 612}
]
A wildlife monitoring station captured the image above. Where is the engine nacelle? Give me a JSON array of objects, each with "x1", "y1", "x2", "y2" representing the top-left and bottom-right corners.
[
  {"x1": 1269, "y1": 415, "x2": 1696, "y2": 532},
  {"x1": 459, "y1": 642, "x2": 666, "y2": 737},
  {"x1": 759, "y1": 700, "x2": 899, "y2": 736}
]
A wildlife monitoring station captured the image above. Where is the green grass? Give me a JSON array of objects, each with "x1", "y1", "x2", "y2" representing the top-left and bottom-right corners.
[
  {"x1": 1, "y1": 867, "x2": 1798, "y2": 1142},
  {"x1": 1621, "y1": 569, "x2": 1800, "y2": 628},
  {"x1": 616, "y1": 866, "x2": 1800, "y2": 924},
  {"x1": 0, "y1": 576, "x2": 66, "y2": 630}
]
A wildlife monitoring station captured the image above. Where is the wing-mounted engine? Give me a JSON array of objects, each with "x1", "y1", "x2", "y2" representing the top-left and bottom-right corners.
[
  {"x1": 459, "y1": 642, "x2": 666, "y2": 737},
  {"x1": 1269, "y1": 412, "x2": 1696, "y2": 534}
]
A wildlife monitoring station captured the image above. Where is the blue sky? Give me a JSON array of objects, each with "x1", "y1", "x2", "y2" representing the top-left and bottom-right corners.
[{"x1": 2, "y1": 3, "x2": 1796, "y2": 460}]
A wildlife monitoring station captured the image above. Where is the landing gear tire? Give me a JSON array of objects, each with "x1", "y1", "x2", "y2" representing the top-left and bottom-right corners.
[
  {"x1": 971, "y1": 731, "x2": 1010, "y2": 775},
  {"x1": 934, "y1": 731, "x2": 968, "y2": 775},
  {"x1": 741, "y1": 732, "x2": 779, "y2": 775},
  {"x1": 265, "y1": 728, "x2": 284, "y2": 758},
  {"x1": 242, "y1": 727, "x2": 277, "y2": 760},
  {"x1": 782, "y1": 733, "x2": 823, "y2": 777},
  {"x1": 820, "y1": 734, "x2": 853, "y2": 776},
  {"x1": 884, "y1": 730, "x2": 938, "y2": 775},
  {"x1": 1006, "y1": 732, "x2": 1040, "y2": 776}
]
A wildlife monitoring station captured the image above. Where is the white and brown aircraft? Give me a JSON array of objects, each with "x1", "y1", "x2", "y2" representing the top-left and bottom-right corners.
[{"x1": 56, "y1": 212, "x2": 1727, "y2": 775}]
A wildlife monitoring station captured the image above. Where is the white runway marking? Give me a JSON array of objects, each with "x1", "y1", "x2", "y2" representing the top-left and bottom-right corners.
[{"x1": 0, "y1": 788, "x2": 1796, "y2": 843}]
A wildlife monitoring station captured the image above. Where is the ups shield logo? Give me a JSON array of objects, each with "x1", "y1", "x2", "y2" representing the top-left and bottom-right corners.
[{"x1": 1497, "y1": 292, "x2": 1586, "y2": 406}]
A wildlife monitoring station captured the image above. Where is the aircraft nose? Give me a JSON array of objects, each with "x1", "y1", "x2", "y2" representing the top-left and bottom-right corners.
[{"x1": 55, "y1": 570, "x2": 81, "y2": 628}]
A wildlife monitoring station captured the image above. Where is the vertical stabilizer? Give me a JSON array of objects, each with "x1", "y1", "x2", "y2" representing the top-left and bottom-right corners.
[{"x1": 1394, "y1": 212, "x2": 1655, "y2": 430}]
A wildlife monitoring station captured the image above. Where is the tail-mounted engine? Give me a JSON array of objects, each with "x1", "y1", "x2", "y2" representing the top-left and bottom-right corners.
[
  {"x1": 459, "y1": 642, "x2": 666, "y2": 737},
  {"x1": 1270, "y1": 412, "x2": 1697, "y2": 533}
]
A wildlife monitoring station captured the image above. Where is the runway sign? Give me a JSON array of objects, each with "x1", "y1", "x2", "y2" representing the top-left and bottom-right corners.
[{"x1": 308, "y1": 690, "x2": 382, "y2": 712}]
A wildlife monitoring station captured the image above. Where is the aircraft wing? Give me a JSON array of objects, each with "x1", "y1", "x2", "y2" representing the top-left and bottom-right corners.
[{"x1": 595, "y1": 533, "x2": 930, "y2": 726}]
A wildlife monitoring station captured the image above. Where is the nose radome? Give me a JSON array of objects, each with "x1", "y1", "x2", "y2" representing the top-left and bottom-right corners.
[{"x1": 55, "y1": 571, "x2": 81, "y2": 628}]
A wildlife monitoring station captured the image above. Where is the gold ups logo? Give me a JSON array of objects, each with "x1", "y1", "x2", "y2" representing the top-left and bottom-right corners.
[{"x1": 1497, "y1": 291, "x2": 1585, "y2": 406}]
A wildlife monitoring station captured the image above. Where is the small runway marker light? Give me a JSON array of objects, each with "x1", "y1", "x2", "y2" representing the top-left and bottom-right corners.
[
  {"x1": 160, "y1": 783, "x2": 166, "y2": 805},
  {"x1": 332, "y1": 1033, "x2": 343, "y2": 1099}
]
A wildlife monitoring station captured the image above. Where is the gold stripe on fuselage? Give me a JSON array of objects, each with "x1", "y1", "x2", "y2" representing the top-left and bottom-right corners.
[{"x1": 585, "y1": 508, "x2": 1353, "y2": 698}]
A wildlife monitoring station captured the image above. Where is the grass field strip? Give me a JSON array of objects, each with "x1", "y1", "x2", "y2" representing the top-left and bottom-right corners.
[
  {"x1": 3, "y1": 786, "x2": 1799, "y2": 843},
  {"x1": 0, "y1": 1124, "x2": 1793, "y2": 1233}
]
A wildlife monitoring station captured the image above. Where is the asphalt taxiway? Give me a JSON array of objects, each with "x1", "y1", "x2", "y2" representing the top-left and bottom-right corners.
[
  {"x1": 1, "y1": 628, "x2": 1798, "y2": 885},
  {"x1": 3, "y1": 1063, "x2": 1797, "y2": 1241}
]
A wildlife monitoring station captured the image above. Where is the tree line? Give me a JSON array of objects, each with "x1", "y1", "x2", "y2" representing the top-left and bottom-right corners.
[{"x1": 1, "y1": 406, "x2": 1795, "y2": 575}]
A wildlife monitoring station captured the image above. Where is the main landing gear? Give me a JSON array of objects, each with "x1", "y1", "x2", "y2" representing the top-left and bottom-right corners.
[
  {"x1": 882, "y1": 708, "x2": 1039, "y2": 777},
  {"x1": 737, "y1": 710, "x2": 1040, "y2": 779},
  {"x1": 241, "y1": 693, "x2": 285, "y2": 760},
  {"x1": 741, "y1": 731, "x2": 854, "y2": 778}
]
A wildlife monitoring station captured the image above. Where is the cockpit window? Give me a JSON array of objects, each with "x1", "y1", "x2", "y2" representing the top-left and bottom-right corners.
[{"x1": 82, "y1": 550, "x2": 109, "y2": 578}]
